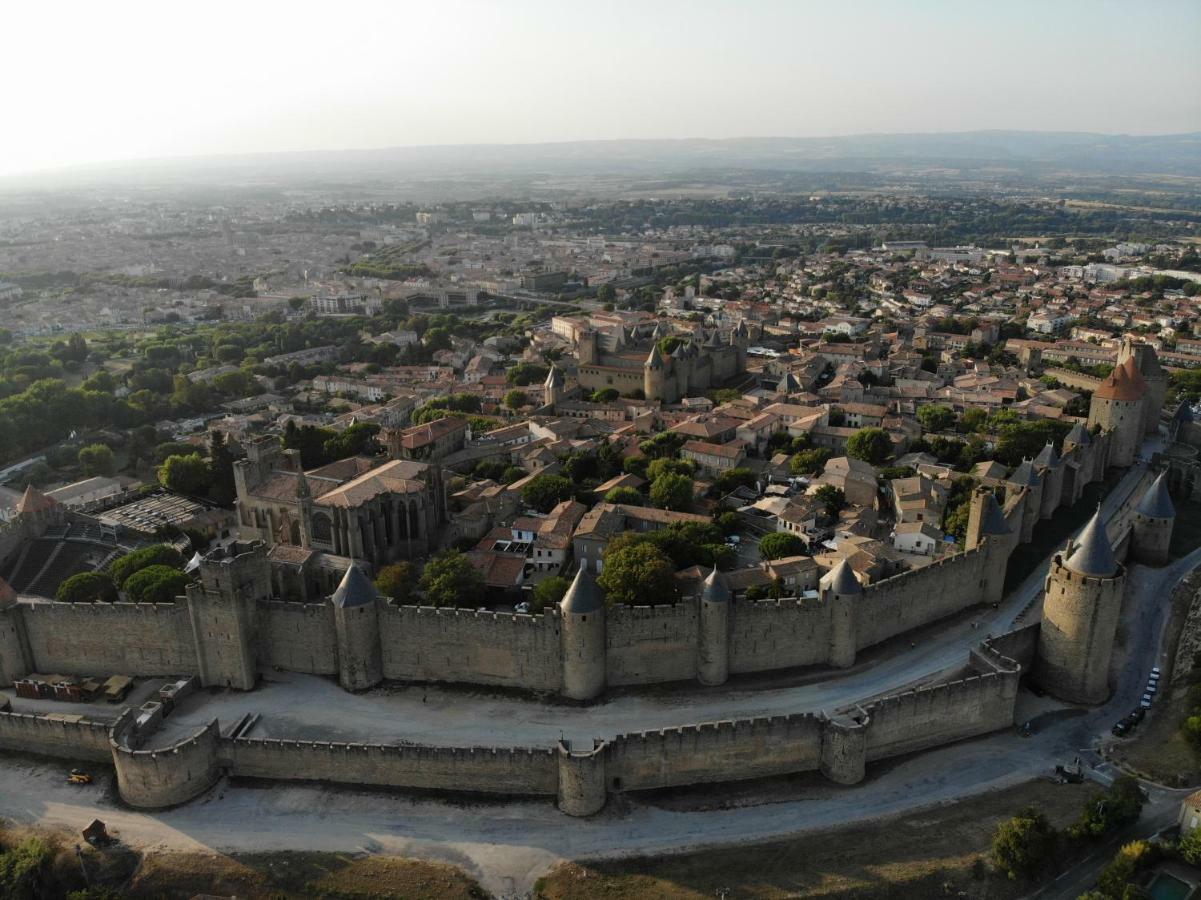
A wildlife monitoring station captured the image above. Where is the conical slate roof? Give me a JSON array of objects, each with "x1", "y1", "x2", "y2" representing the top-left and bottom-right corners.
[
  {"x1": 1008, "y1": 458, "x2": 1041, "y2": 487},
  {"x1": 700, "y1": 566, "x2": 731, "y2": 604},
  {"x1": 821, "y1": 558, "x2": 862, "y2": 595},
  {"x1": 645, "y1": 344, "x2": 664, "y2": 369},
  {"x1": 1033, "y1": 442, "x2": 1060, "y2": 469},
  {"x1": 979, "y1": 492, "x2": 1011, "y2": 536},
  {"x1": 332, "y1": 564, "x2": 377, "y2": 609},
  {"x1": 780, "y1": 372, "x2": 801, "y2": 393},
  {"x1": 545, "y1": 365, "x2": 564, "y2": 388},
  {"x1": 1174, "y1": 403, "x2": 1194, "y2": 425},
  {"x1": 1065, "y1": 421, "x2": 1092, "y2": 447},
  {"x1": 1136, "y1": 471, "x2": 1175, "y2": 520},
  {"x1": 704, "y1": 329, "x2": 722, "y2": 349},
  {"x1": 561, "y1": 567, "x2": 604, "y2": 614},
  {"x1": 1065, "y1": 507, "x2": 1119, "y2": 578}
]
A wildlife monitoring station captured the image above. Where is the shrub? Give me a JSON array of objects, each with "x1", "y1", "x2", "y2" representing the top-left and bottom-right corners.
[
  {"x1": 759, "y1": 532, "x2": 806, "y2": 560},
  {"x1": 109, "y1": 543, "x2": 186, "y2": 587},
  {"x1": 0, "y1": 837, "x2": 50, "y2": 900},
  {"x1": 124, "y1": 564, "x2": 190, "y2": 603},
  {"x1": 991, "y1": 806, "x2": 1059, "y2": 881},
  {"x1": 56, "y1": 571, "x2": 118, "y2": 604}
]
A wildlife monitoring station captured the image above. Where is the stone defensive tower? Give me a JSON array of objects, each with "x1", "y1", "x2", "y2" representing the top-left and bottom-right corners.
[
  {"x1": 1117, "y1": 338, "x2": 1168, "y2": 435},
  {"x1": 964, "y1": 486, "x2": 1012, "y2": 605},
  {"x1": 332, "y1": 564, "x2": 383, "y2": 691},
  {"x1": 696, "y1": 566, "x2": 730, "y2": 685},
  {"x1": 1006, "y1": 459, "x2": 1043, "y2": 543},
  {"x1": 185, "y1": 542, "x2": 268, "y2": 690},
  {"x1": 1131, "y1": 470, "x2": 1175, "y2": 566},
  {"x1": 543, "y1": 364, "x2": 565, "y2": 409},
  {"x1": 0, "y1": 577, "x2": 31, "y2": 687},
  {"x1": 1033, "y1": 442, "x2": 1064, "y2": 518},
  {"x1": 559, "y1": 567, "x2": 606, "y2": 701},
  {"x1": 1062, "y1": 422, "x2": 1094, "y2": 504},
  {"x1": 822, "y1": 558, "x2": 862, "y2": 669},
  {"x1": 1088, "y1": 362, "x2": 1145, "y2": 468},
  {"x1": 642, "y1": 344, "x2": 666, "y2": 402},
  {"x1": 1036, "y1": 508, "x2": 1125, "y2": 705}
]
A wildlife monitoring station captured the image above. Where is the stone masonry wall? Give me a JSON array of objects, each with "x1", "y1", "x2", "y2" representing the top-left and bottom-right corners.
[
  {"x1": 0, "y1": 709, "x2": 112, "y2": 761},
  {"x1": 854, "y1": 547, "x2": 989, "y2": 649},
  {"x1": 379, "y1": 605, "x2": 562, "y2": 691},
  {"x1": 20, "y1": 601, "x2": 197, "y2": 676},
  {"x1": 605, "y1": 713, "x2": 823, "y2": 791},
  {"x1": 256, "y1": 600, "x2": 337, "y2": 675},
  {"x1": 728, "y1": 600, "x2": 831, "y2": 673},
  {"x1": 224, "y1": 737, "x2": 558, "y2": 796},
  {"x1": 606, "y1": 603, "x2": 698, "y2": 686}
]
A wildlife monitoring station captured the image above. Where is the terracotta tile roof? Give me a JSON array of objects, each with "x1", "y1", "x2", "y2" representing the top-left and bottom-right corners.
[
  {"x1": 315, "y1": 459, "x2": 430, "y2": 507},
  {"x1": 16, "y1": 485, "x2": 57, "y2": 515}
]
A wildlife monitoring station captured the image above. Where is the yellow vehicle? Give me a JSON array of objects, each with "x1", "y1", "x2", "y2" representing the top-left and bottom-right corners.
[{"x1": 68, "y1": 769, "x2": 92, "y2": 785}]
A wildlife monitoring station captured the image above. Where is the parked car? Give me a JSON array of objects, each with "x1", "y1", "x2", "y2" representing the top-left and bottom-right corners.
[
  {"x1": 1112, "y1": 721, "x2": 1130, "y2": 736},
  {"x1": 1146, "y1": 681, "x2": 1157, "y2": 695},
  {"x1": 1140, "y1": 696, "x2": 1153, "y2": 709},
  {"x1": 1129, "y1": 708, "x2": 1146, "y2": 724}
]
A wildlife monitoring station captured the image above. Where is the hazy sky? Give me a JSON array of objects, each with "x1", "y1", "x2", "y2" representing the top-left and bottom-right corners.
[{"x1": 3, "y1": 0, "x2": 1198, "y2": 176}]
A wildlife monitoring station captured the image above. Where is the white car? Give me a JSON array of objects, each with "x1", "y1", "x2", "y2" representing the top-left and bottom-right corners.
[
  {"x1": 1140, "y1": 697, "x2": 1152, "y2": 709},
  {"x1": 1151, "y1": 667, "x2": 1161, "y2": 676},
  {"x1": 1146, "y1": 682, "x2": 1157, "y2": 695}
]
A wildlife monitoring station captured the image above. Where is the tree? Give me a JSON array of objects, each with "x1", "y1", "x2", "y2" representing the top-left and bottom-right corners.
[
  {"x1": 991, "y1": 806, "x2": 1059, "y2": 881},
  {"x1": 208, "y1": 430, "x2": 237, "y2": 506},
  {"x1": 597, "y1": 541, "x2": 678, "y2": 606},
  {"x1": 846, "y1": 428, "x2": 892, "y2": 465},
  {"x1": 713, "y1": 467, "x2": 756, "y2": 496},
  {"x1": 77, "y1": 443, "x2": 116, "y2": 477},
  {"x1": 790, "y1": 448, "x2": 832, "y2": 476},
  {"x1": 503, "y1": 389, "x2": 527, "y2": 410},
  {"x1": 374, "y1": 561, "x2": 416, "y2": 604},
  {"x1": 109, "y1": 544, "x2": 186, "y2": 587},
  {"x1": 323, "y1": 422, "x2": 380, "y2": 460},
  {"x1": 1070, "y1": 776, "x2": 1146, "y2": 841},
  {"x1": 56, "y1": 572, "x2": 118, "y2": 604},
  {"x1": 521, "y1": 473, "x2": 575, "y2": 513},
  {"x1": 604, "y1": 486, "x2": 643, "y2": 505},
  {"x1": 124, "y1": 564, "x2": 190, "y2": 603},
  {"x1": 917, "y1": 404, "x2": 955, "y2": 433},
  {"x1": 650, "y1": 472, "x2": 693, "y2": 511},
  {"x1": 590, "y1": 388, "x2": 619, "y2": 403},
  {"x1": 531, "y1": 576, "x2": 569, "y2": 612},
  {"x1": 646, "y1": 457, "x2": 694, "y2": 481},
  {"x1": 759, "y1": 532, "x2": 806, "y2": 560},
  {"x1": 813, "y1": 484, "x2": 846, "y2": 517},
  {"x1": 0, "y1": 836, "x2": 51, "y2": 899},
  {"x1": 158, "y1": 452, "x2": 210, "y2": 496},
  {"x1": 1097, "y1": 840, "x2": 1154, "y2": 898},
  {"x1": 1179, "y1": 827, "x2": 1201, "y2": 865},
  {"x1": 424, "y1": 326, "x2": 453, "y2": 351},
  {"x1": 419, "y1": 549, "x2": 484, "y2": 607}
]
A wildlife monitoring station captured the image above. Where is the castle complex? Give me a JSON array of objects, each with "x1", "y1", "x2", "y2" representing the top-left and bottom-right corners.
[
  {"x1": 0, "y1": 339, "x2": 1185, "y2": 816},
  {"x1": 574, "y1": 320, "x2": 748, "y2": 403}
]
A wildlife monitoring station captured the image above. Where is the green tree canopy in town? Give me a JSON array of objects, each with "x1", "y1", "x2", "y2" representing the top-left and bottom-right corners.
[
  {"x1": 759, "y1": 532, "x2": 806, "y2": 560},
  {"x1": 846, "y1": 428, "x2": 892, "y2": 465},
  {"x1": 649, "y1": 472, "x2": 693, "y2": 512},
  {"x1": 597, "y1": 540, "x2": 679, "y2": 607},
  {"x1": 124, "y1": 564, "x2": 190, "y2": 604},
  {"x1": 419, "y1": 549, "x2": 484, "y2": 607},
  {"x1": 520, "y1": 473, "x2": 575, "y2": 513},
  {"x1": 56, "y1": 571, "x2": 118, "y2": 604}
]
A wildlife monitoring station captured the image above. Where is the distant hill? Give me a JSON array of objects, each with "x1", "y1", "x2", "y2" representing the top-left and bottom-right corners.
[{"x1": 7, "y1": 130, "x2": 1200, "y2": 190}]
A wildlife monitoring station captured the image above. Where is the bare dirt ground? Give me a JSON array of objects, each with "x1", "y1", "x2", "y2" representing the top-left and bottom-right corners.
[
  {"x1": 534, "y1": 779, "x2": 1093, "y2": 900},
  {"x1": 0, "y1": 820, "x2": 486, "y2": 899}
]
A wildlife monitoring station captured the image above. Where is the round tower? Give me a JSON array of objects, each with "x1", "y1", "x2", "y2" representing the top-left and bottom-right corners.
[
  {"x1": 1131, "y1": 470, "x2": 1175, "y2": 566},
  {"x1": 1033, "y1": 442, "x2": 1064, "y2": 518},
  {"x1": 819, "y1": 711, "x2": 869, "y2": 785},
  {"x1": 332, "y1": 564, "x2": 383, "y2": 691},
  {"x1": 643, "y1": 344, "x2": 666, "y2": 403},
  {"x1": 1036, "y1": 507, "x2": 1125, "y2": 705},
  {"x1": 696, "y1": 566, "x2": 730, "y2": 686},
  {"x1": 559, "y1": 568, "x2": 607, "y2": 701},
  {"x1": 822, "y1": 558, "x2": 861, "y2": 669},
  {"x1": 1088, "y1": 363, "x2": 1144, "y2": 468},
  {"x1": 556, "y1": 739, "x2": 607, "y2": 816}
]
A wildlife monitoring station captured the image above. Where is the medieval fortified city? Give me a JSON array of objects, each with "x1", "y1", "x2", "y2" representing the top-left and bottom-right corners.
[{"x1": 2, "y1": 5, "x2": 1201, "y2": 898}]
